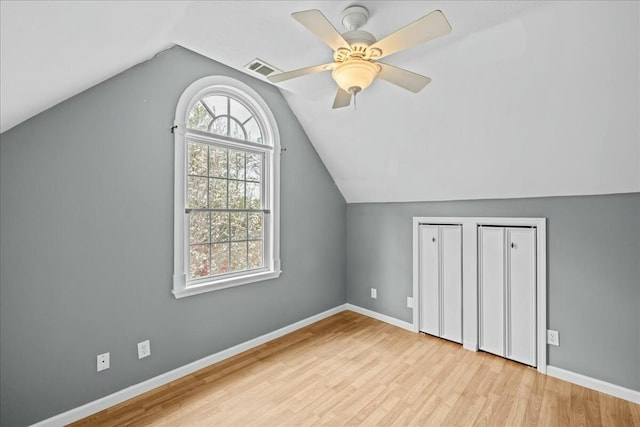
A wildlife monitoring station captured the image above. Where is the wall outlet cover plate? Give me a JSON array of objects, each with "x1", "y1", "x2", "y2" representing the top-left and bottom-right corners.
[{"x1": 97, "y1": 352, "x2": 110, "y2": 372}]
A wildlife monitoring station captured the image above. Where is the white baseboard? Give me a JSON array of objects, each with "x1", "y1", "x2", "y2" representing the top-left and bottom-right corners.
[
  {"x1": 547, "y1": 365, "x2": 640, "y2": 404},
  {"x1": 30, "y1": 304, "x2": 348, "y2": 427},
  {"x1": 44, "y1": 305, "x2": 629, "y2": 427},
  {"x1": 345, "y1": 304, "x2": 414, "y2": 332}
]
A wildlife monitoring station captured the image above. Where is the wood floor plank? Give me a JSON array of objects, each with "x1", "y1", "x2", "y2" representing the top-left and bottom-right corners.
[
  {"x1": 70, "y1": 311, "x2": 640, "y2": 426},
  {"x1": 570, "y1": 383, "x2": 601, "y2": 427},
  {"x1": 629, "y1": 399, "x2": 640, "y2": 426}
]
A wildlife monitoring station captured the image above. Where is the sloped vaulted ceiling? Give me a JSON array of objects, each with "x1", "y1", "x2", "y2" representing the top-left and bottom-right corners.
[{"x1": 1, "y1": 1, "x2": 638, "y2": 202}]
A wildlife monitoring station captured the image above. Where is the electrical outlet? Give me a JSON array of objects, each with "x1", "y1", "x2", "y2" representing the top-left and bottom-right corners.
[
  {"x1": 137, "y1": 340, "x2": 151, "y2": 359},
  {"x1": 407, "y1": 297, "x2": 414, "y2": 308},
  {"x1": 371, "y1": 288, "x2": 377, "y2": 299},
  {"x1": 97, "y1": 352, "x2": 110, "y2": 372},
  {"x1": 547, "y1": 330, "x2": 559, "y2": 346}
]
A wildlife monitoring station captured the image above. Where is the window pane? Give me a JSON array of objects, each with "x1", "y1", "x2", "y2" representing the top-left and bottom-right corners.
[
  {"x1": 209, "y1": 147, "x2": 228, "y2": 178},
  {"x1": 211, "y1": 212, "x2": 229, "y2": 243},
  {"x1": 230, "y1": 242, "x2": 248, "y2": 272},
  {"x1": 188, "y1": 142, "x2": 208, "y2": 176},
  {"x1": 230, "y1": 212, "x2": 248, "y2": 241},
  {"x1": 203, "y1": 95, "x2": 227, "y2": 117},
  {"x1": 187, "y1": 102, "x2": 212, "y2": 131},
  {"x1": 228, "y1": 150, "x2": 245, "y2": 180},
  {"x1": 230, "y1": 98, "x2": 252, "y2": 123},
  {"x1": 188, "y1": 176, "x2": 208, "y2": 209},
  {"x1": 229, "y1": 118, "x2": 246, "y2": 140},
  {"x1": 209, "y1": 178, "x2": 227, "y2": 209},
  {"x1": 246, "y1": 182, "x2": 261, "y2": 209},
  {"x1": 210, "y1": 116, "x2": 228, "y2": 136},
  {"x1": 248, "y1": 213, "x2": 263, "y2": 240},
  {"x1": 246, "y1": 154, "x2": 261, "y2": 182},
  {"x1": 189, "y1": 212, "x2": 210, "y2": 244},
  {"x1": 211, "y1": 243, "x2": 229, "y2": 275},
  {"x1": 244, "y1": 118, "x2": 262, "y2": 144},
  {"x1": 228, "y1": 180, "x2": 245, "y2": 209},
  {"x1": 189, "y1": 245, "x2": 210, "y2": 279},
  {"x1": 248, "y1": 241, "x2": 263, "y2": 269}
]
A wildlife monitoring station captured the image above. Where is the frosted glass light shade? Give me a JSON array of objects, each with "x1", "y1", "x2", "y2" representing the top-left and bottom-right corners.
[{"x1": 332, "y1": 60, "x2": 380, "y2": 92}]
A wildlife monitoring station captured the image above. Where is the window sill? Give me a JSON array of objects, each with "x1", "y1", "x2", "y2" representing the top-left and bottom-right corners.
[{"x1": 172, "y1": 268, "x2": 281, "y2": 299}]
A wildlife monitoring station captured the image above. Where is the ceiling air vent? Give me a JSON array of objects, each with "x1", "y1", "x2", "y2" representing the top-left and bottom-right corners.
[{"x1": 245, "y1": 59, "x2": 281, "y2": 78}]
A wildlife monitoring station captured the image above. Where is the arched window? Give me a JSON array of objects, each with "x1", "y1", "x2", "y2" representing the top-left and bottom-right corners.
[{"x1": 173, "y1": 76, "x2": 280, "y2": 298}]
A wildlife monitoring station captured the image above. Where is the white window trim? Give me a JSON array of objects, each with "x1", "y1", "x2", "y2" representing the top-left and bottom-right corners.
[{"x1": 173, "y1": 76, "x2": 281, "y2": 299}]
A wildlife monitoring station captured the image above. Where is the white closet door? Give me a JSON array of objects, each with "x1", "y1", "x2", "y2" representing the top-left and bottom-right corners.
[
  {"x1": 506, "y1": 228, "x2": 537, "y2": 366},
  {"x1": 440, "y1": 225, "x2": 462, "y2": 343},
  {"x1": 419, "y1": 225, "x2": 439, "y2": 336},
  {"x1": 478, "y1": 227, "x2": 505, "y2": 357}
]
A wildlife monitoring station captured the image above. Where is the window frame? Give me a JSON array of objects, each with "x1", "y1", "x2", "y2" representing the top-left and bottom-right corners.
[{"x1": 173, "y1": 76, "x2": 281, "y2": 298}]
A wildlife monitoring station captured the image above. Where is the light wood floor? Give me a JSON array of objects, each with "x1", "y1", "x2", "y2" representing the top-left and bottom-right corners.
[{"x1": 72, "y1": 311, "x2": 639, "y2": 426}]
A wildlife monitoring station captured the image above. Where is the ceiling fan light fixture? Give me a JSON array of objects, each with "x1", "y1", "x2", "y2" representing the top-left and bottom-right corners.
[{"x1": 331, "y1": 60, "x2": 380, "y2": 93}]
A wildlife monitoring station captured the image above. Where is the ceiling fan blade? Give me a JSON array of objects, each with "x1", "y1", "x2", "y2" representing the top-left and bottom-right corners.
[
  {"x1": 377, "y1": 63, "x2": 431, "y2": 93},
  {"x1": 267, "y1": 63, "x2": 335, "y2": 83},
  {"x1": 332, "y1": 88, "x2": 352, "y2": 109},
  {"x1": 369, "y1": 10, "x2": 452, "y2": 60},
  {"x1": 292, "y1": 9, "x2": 351, "y2": 51}
]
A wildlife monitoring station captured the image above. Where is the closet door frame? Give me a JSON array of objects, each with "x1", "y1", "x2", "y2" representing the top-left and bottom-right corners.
[{"x1": 412, "y1": 216, "x2": 547, "y2": 375}]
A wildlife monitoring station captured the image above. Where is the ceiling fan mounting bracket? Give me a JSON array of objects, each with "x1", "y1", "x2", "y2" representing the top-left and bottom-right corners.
[{"x1": 340, "y1": 5, "x2": 369, "y2": 31}]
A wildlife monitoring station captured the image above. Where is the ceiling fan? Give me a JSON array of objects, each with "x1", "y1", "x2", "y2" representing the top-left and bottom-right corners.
[{"x1": 267, "y1": 5, "x2": 452, "y2": 109}]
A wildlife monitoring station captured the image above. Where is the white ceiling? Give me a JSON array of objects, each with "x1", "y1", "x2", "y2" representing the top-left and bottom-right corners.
[{"x1": 1, "y1": 1, "x2": 638, "y2": 202}]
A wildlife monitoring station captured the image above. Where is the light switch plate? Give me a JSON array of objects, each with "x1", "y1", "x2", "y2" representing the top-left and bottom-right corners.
[
  {"x1": 137, "y1": 340, "x2": 151, "y2": 359},
  {"x1": 371, "y1": 288, "x2": 377, "y2": 299}
]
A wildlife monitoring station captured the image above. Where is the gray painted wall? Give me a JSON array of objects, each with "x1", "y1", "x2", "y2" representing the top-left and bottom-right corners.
[
  {"x1": 1, "y1": 44, "x2": 638, "y2": 427},
  {"x1": 0, "y1": 46, "x2": 347, "y2": 426},
  {"x1": 347, "y1": 194, "x2": 640, "y2": 391}
]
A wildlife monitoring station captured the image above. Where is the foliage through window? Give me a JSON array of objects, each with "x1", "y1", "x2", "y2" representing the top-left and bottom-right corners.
[
  {"x1": 188, "y1": 96, "x2": 263, "y2": 143},
  {"x1": 173, "y1": 78, "x2": 280, "y2": 298},
  {"x1": 187, "y1": 143, "x2": 264, "y2": 279}
]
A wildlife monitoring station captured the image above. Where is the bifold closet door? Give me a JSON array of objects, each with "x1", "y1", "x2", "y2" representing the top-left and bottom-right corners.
[
  {"x1": 419, "y1": 224, "x2": 462, "y2": 343},
  {"x1": 419, "y1": 225, "x2": 439, "y2": 337},
  {"x1": 478, "y1": 227, "x2": 505, "y2": 357},
  {"x1": 506, "y1": 228, "x2": 536, "y2": 366},
  {"x1": 440, "y1": 226, "x2": 462, "y2": 342},
  {"x1": 478, "y1": 226, "x2": 536, "y2": 367}
]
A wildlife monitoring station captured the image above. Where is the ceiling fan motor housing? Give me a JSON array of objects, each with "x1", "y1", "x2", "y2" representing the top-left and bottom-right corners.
[
  {"x1": 334, "y1": 31, "x2": 380, "y2": 63},
  {"x1": 343, "y1": 30, "x2": 376, "y2": 47}
]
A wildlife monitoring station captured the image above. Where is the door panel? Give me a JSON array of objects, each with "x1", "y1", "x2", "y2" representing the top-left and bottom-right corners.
[
  {"x1": 507, "y1": 228, "x2": 537, "y2": 366},
  {"x1": 440, "y1": 225, "x2": 462, "y2": 343},
  {"x1": 419, "y1": 225, "x2": 439, "y2": 336},
  {"x1": 478, "y1": 227, "x2": 505, "y2": 357}
]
